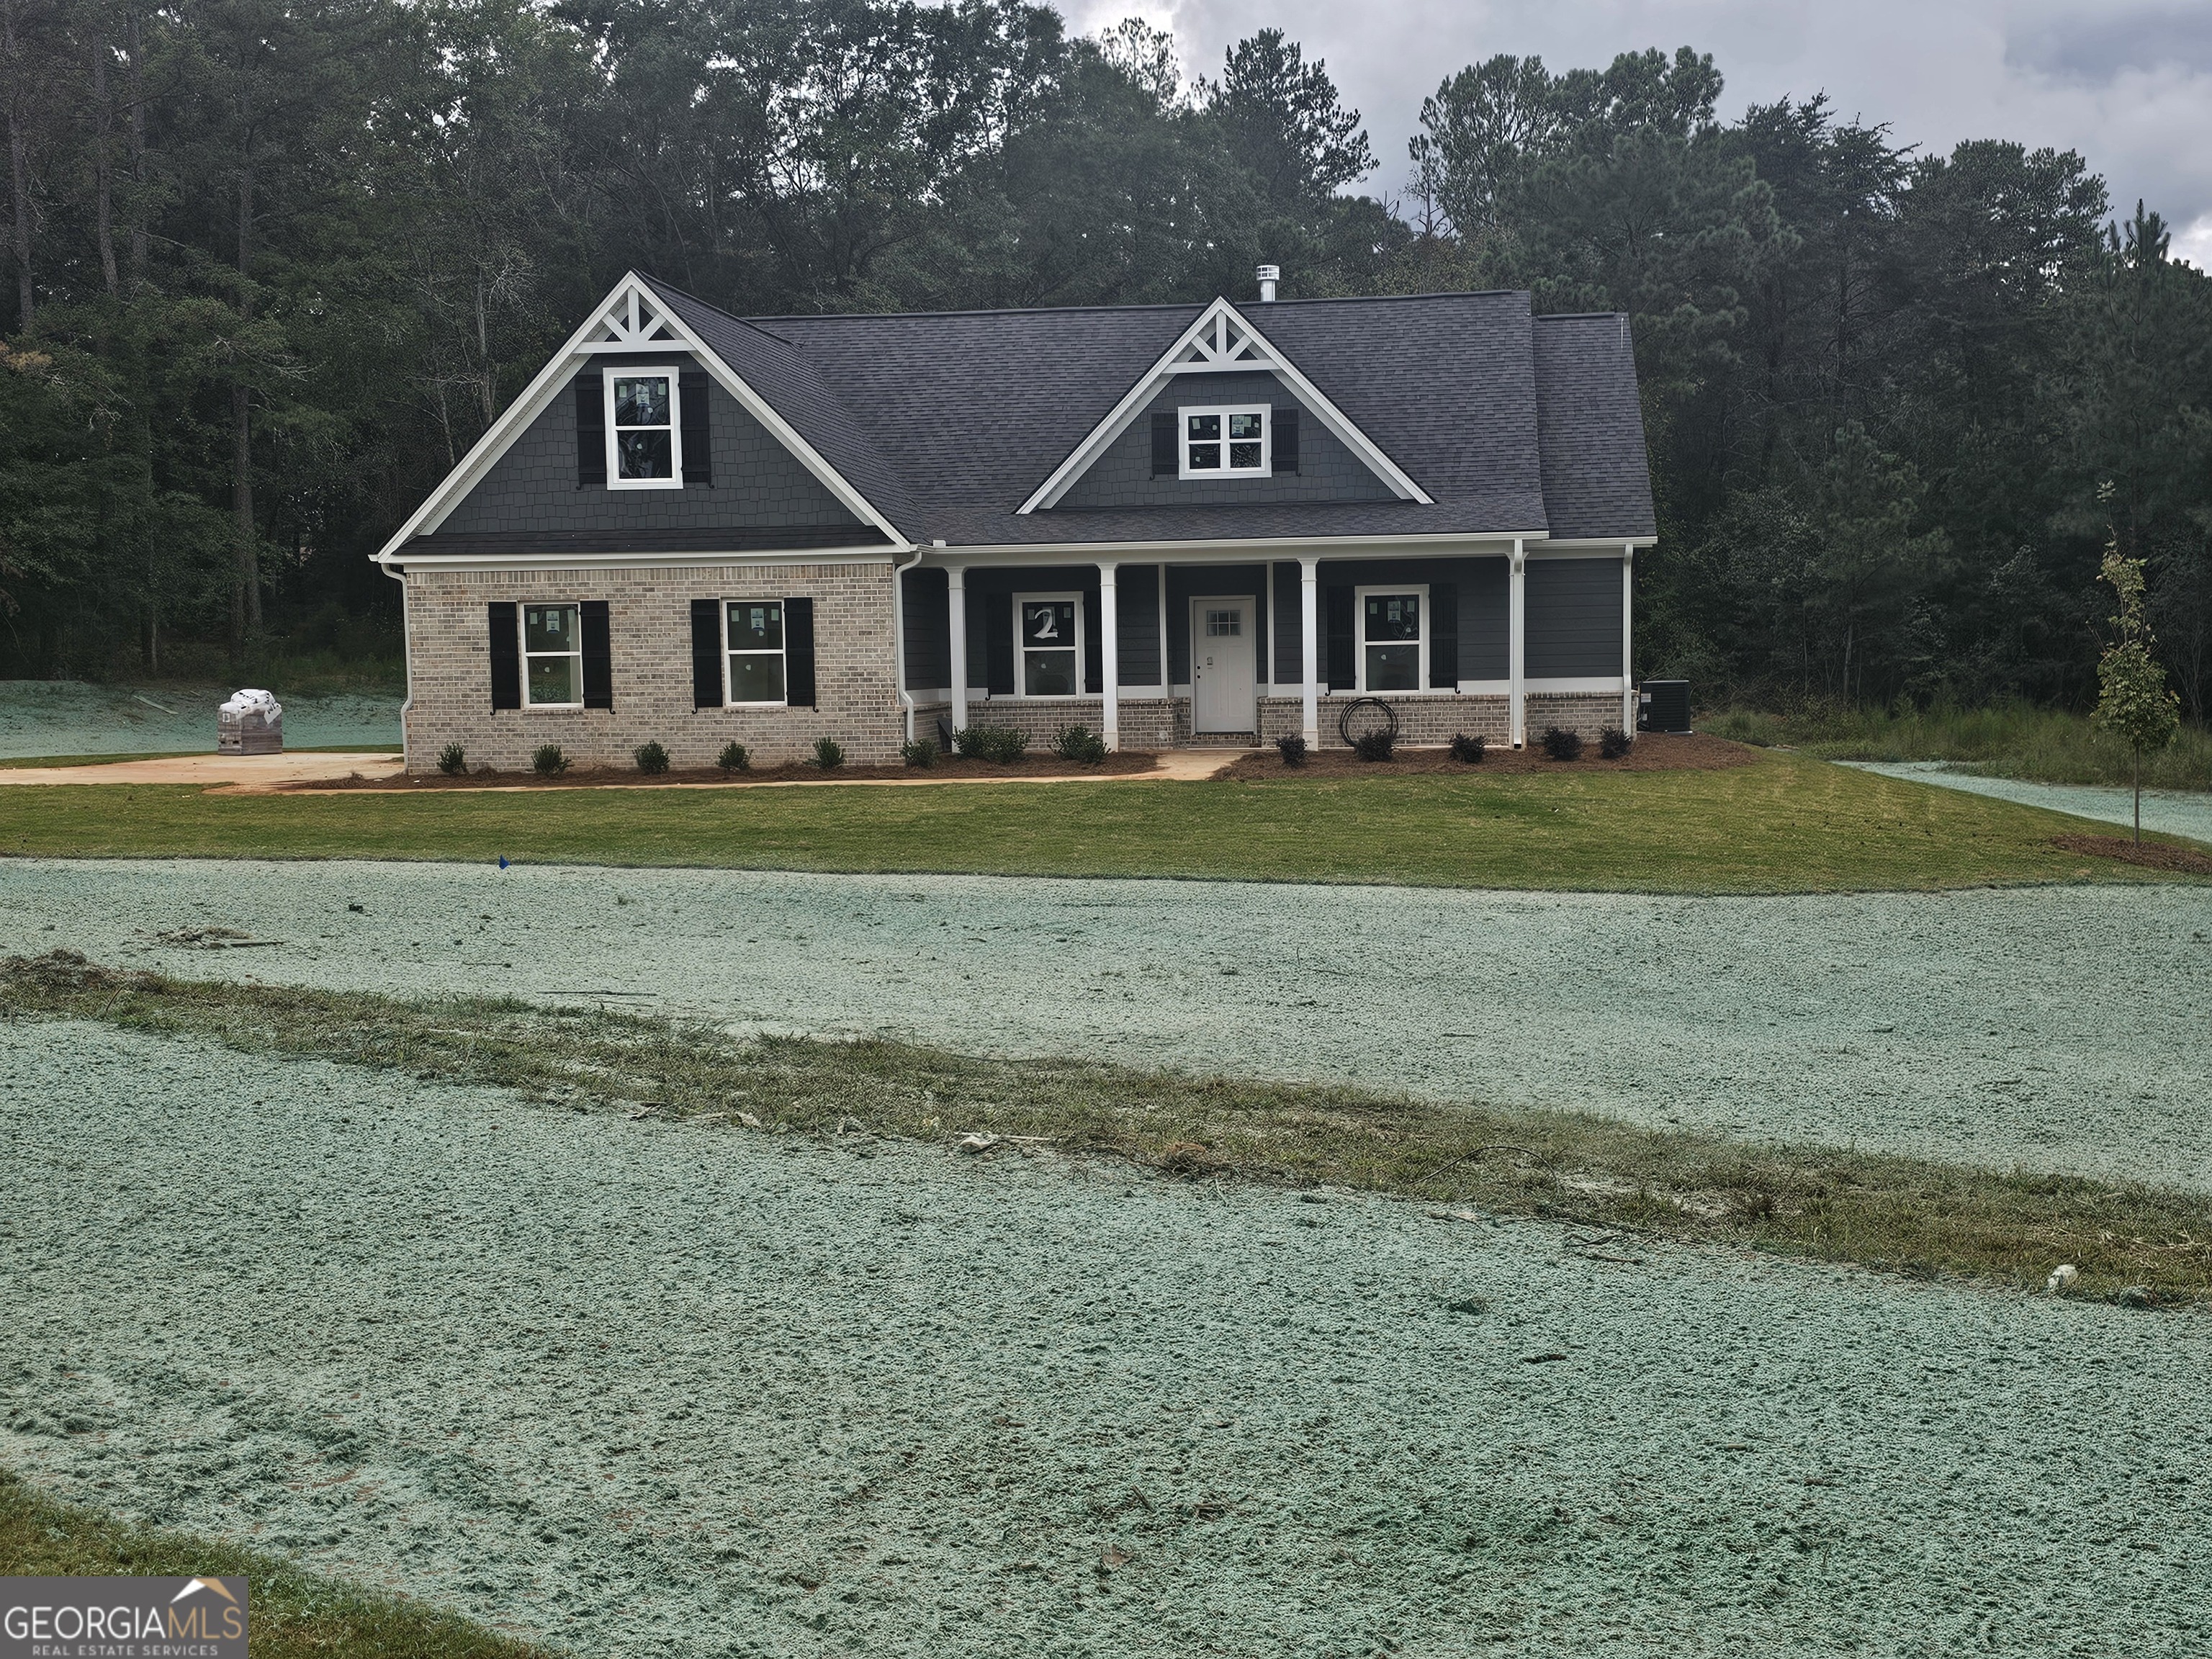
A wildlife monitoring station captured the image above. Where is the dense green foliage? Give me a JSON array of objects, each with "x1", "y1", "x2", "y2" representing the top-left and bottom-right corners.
[{"x1": 3, "y1": 4, "x2": 2209, "y2": 718}]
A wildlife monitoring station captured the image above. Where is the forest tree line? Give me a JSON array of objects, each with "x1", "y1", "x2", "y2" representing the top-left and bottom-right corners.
[{"x1": 2, "y1": 0, "x2": 2209, "y2": 715}]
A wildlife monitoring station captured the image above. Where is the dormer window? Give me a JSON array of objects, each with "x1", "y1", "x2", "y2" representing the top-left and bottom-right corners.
[
  {"x1": 604, "y1": 367, "x2": 683, "y2": 489},
  {"x1": 1179, "y1": 405, "x2": 1269, "y2": 478}
]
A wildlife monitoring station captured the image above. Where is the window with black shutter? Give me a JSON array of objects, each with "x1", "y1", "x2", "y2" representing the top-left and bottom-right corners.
[
  {"x1": 1273, "y1": 405, "x2": 1300, "y2": 474},
  {"x1": 575, "y1": 381, "x2": 605, "y2": 489},
  {"x1": 783, "y1": 596, "x2": 817, "y2": 708},
  {"x1": 679, "y1": 371, "x2": 711, "y2": 486},
  {"x1": 487, "y1": 602, "x2": 521, "y2": 709},
  {"x1": 690, "y1": 598, "x2": 721, "y2": 709},
  {"x1": 1429, "y1": 582, "x2": 1458, "y2": 689},
  {"x1": 581, "y1": 601, "x2": 613, "y2": 709},
  {"x1": 1324, "y1": 587, "x2": 1356, "y2": 691},
  {"x1": 1150, "y1": 410, "x2": 1176, "y2": 477}
]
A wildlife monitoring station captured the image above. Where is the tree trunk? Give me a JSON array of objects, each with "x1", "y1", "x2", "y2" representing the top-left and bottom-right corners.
[
  {"x1": 127, "y1": 8, "x2": 145, "y2": 287},
  {"x1": 94, "y1": 39, "x2": 117, "y2": 297},
  {"x1": 2134, "y1": 752, "x2": 2142, "y2": 845},
  {"x1": 231, "y1": 164, "x2": 260, "y2": 657},
  {"x1": 3, "y1": 0, "x2": 32, "y2": 331}
]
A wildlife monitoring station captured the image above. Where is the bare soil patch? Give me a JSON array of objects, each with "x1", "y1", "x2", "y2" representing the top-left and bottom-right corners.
[
  {"x1": 1222, "y1": 729, "x2": 1754, "y2": 779},
  {"x1": 302, "y1": 750, "x2": 1164, "y2": 791},
  {"x1": 2052, "y1": 832, "x2": 2212, "y2": 876}
]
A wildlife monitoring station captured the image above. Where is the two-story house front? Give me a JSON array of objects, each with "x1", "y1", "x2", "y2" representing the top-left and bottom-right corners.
[{"x1": 375, "y1": 269, "x2": 1656, "y2": 768}]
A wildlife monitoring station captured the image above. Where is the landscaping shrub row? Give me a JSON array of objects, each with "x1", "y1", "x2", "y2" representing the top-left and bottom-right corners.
[
  {"x1": 426, "y1": 724, "x2": 1116, "y2": 781},
  {"x1": 1274, "y1": 727, "x2": 1634, "y2": 765}
]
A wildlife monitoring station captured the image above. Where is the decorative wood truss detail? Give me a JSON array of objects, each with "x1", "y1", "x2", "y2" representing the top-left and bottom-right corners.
[
  {"x1": 1017, "y1": 296, "x2": 1433, "y2": 512},
  {"x1": 587, "y1": 285, "x2": 684, "y2": 352}
]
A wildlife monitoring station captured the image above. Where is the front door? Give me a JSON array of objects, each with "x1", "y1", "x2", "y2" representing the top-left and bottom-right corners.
[{"x1": 1191, "y1": 597, "x2": 1256, "y2": 734}]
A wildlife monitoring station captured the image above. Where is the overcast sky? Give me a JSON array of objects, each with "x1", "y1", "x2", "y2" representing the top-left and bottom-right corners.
[{"x1": 1063, "y1": 0, "x2": 2212, "y2": 266}]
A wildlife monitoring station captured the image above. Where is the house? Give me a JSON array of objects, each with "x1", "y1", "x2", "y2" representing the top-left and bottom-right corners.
[{"x1": 374, "y1": 270, "x2": 1655, "y2": 768}]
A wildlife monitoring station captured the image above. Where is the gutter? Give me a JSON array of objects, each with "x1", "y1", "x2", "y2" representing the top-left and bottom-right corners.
[
  {"x1": 382, "y1": 562, "x2": 413, "y2": 759},
  {"x1": 889, "y1": 544, "x2": 924, "y2": 744}
]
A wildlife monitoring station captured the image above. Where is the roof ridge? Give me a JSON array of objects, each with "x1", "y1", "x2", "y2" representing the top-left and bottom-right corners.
[{"x1": 739, "y1": 289, "x2": 1535, "y2": 325}]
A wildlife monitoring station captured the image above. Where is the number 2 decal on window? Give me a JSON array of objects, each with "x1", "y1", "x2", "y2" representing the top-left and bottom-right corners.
[{"x1": 1028, "y1": 606, "x2": 1061, "y2": 640}]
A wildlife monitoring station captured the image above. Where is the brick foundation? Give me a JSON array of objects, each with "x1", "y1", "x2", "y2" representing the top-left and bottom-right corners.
[{"x1": 400, "y1": 562, "x2": 902, "y2": 770}]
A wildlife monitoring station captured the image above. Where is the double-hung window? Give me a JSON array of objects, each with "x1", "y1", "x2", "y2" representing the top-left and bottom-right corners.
[
  {"x1": 1357, "y1": 587, "x2": 1426, "y2": 693},
  {"x1": 605, "y1": 367, "x2": 682, "y2": 488},
  {"x1": 1179, "y1": 405, "x2": 1269, "y2": 478},
  {"x1": 1016, "y1": 593, "x2": 1082, "y2": 697},
  {"x1": 725, "y1": 600, "x2": 787, "y2": 706},
  {"x1": 523, "y1": 603, "x2": 583, "y2": 707}
]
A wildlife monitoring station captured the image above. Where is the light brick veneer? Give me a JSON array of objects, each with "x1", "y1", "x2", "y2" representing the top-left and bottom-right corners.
[
  {"x1": 1526, "y1": 693, "x2": 1628, "y2": 742},
  {"x1": 400, "y1": 562, "x2": 902, "y2": 770}
]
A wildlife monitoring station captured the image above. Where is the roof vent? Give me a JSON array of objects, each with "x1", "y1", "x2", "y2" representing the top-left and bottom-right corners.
[{"x1": 1256, "y1": 264, "x2": 1280, "y2": 303}]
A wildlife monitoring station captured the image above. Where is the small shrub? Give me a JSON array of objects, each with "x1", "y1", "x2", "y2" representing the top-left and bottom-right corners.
[
  {"x1": 1599, "y1": 726, "x2": 1632, "y2": 760},
  {"x1": 953, "y1": 724, "x2": 1028, "y2": 764},
  {"x1": 716, "y1": 741, "x2": 750, "y2": 774},
  {"x1": 1541, "y1": 726, "x2": 1583, "y2": 762},
  {"x1": 1449, "y1": 732, "x2": 1485, "y2": 765},
  {"x1": 813, "y1": 735, "x2": 845, "y2": 769},
  {"x1": 633, "y1": 739, "x2": 670, "y2": 775},
  {"x1": 436, "y1": 741, "x2": 466, "y2": 775},
  {"x1": 1352, "y1": 728, "x2": 1395, "y2": 763},
  {"x1": 531, "y1": 742, "x2": 568, "y2": 776},
  {"x1": 1051, "y1": 724, "x2": 1108, "y2": 763},
  {"x1": 901, "y1": 737, "x2": 938, "y2": 768},
  {"x1": 1275, "y1": 734, "x2": 1308, "y2": 767}
]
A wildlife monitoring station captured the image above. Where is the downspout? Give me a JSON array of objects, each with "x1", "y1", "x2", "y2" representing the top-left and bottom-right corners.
[
  {"x1": 381, "y1": 561, "x2": 413, "y2": 768},
  {"x1": 890, "y1": 543, "x2": 923, "y2": 745}
]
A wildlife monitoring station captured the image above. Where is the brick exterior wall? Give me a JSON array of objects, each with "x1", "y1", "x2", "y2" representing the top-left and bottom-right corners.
[
  {"x1": 1526, "y1": 692, "x2": 1629, "y2": 743},
  {"x1": 401, "y1": 562, "x2": 902, "y2": 770}
]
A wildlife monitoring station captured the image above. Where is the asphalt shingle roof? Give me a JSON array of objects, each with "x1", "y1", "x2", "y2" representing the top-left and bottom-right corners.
[{"x1": 641, "y1": 276, "x2": 1654, "y2": 549}]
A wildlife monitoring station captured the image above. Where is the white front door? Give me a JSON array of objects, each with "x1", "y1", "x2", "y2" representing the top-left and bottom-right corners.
[{"x1": 1191, "y1": 597, "x2": 1257, "y2": 733}]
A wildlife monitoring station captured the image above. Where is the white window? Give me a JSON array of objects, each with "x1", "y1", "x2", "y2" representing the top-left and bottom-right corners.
[
  {"x1": 522, "y1": 603, "x2": 583, "y2": 707},
  {"x1": 724, "y1": 599, "x2": 787, "y2": 706},
  {"x1": 604, "y1": 366, "x2": 683, "y2": 489},
  {"x1": 1015, "y1": 592, "x2": 1083, "y2": 697},
  {"x1": 1357, "y1": 585, "x2": 1427, "y2": 693},
  {"x1": 1179, "y1": 405, "x2": 1269, "y2": 478}
]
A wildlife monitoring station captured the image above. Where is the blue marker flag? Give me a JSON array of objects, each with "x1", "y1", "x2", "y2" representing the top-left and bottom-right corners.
[{"x1": 498, "y1": 855, "x2": 510, "y2": 870}]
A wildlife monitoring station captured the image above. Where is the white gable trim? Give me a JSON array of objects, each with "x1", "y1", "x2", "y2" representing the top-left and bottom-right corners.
[
  {"x1": 1015, "y1": 297, "x2": 1434, "y2": 515},
  {"x1": 373, "y1": 273, "x2": 907, "y2": 563}
]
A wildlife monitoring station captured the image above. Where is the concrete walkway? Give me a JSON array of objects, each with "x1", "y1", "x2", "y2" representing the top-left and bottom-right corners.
[{"x1": 0, "y1": 751, "x2": 404, "y2": 786}]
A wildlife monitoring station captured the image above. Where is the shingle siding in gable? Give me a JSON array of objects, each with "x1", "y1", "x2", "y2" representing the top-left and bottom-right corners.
[
  {"x1": 1526, "y1": 558, "x2": 1624, "y2": 677},
  {"x1": 434, "y1": 357, "x2": 863, "y2": 539},
  {"x1": 1053, "y1": 372, "x2": 1397, "y2": 511}
]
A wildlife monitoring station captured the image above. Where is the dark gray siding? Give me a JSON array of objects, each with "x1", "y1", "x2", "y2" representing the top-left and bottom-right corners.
[
  {"x1": 1460, "y1": 558, "x2": 1509, "y2": 679},
  {"x1": 436, "y1": 356, "x2": 863, "y2": 537},
  {"x1": 1055, "y1": 372, "x2": 1398, "y2": 511},
  {"x1": 902, "y1": 566, "x2": 949, "y2": 691},
  {"x1": 959, "y1": 566, "x2": 1105, "y2": 693},
  {"x1": 1115, "y1": 565, "x2": 1163, "y2": 686},
  {"x1": 1526, "y1": 557, "x2": 1624, "y2": 677},
  {"x1": 1271, "y1": 561, "x2": 1302, "y2": 683}
]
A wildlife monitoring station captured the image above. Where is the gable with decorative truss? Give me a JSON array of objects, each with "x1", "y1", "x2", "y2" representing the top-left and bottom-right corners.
[{"x1": 1017, "y1": 297, "x2": 1432, "y2": 515}]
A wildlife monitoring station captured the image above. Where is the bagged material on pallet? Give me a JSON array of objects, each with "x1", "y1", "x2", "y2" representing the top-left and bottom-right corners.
[{"x1": 218, "y1": 688, "x2": 284, "y2": 754}]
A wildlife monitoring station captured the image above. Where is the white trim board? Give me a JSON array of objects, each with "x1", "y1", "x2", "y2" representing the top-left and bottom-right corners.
[
  {"x1": 374, "y1": 272, "x2": 909, "y2": 563},
  {"x1": 388, "y1": 546, "x2": 899, "y2": 573},
  {"x1": 1016, "y1": 297, "x2": 1434, "y2": 513}
]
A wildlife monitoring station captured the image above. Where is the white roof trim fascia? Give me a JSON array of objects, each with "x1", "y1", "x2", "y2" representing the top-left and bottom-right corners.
[
  {"x1": 388, "y1": 545, "x2": 901, "y2": 573},
  {"x1": 1527, "y1": 536, "x2": 1656, "y2": 555},
  {"x1": 1015, "y1": 297, "x2": 1434, "y2": 514},
  {"x1": 924, "y1": 529, "x2": 1547, "y2": 565},
  {"x1": 373, "y1": 272, "x2": 907, "y2": 563}
]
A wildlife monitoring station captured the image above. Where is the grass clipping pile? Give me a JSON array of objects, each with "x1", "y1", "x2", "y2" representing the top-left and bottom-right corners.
[{"x1": 6, "y1": 949, "x2": 2207, "y2": 1308}]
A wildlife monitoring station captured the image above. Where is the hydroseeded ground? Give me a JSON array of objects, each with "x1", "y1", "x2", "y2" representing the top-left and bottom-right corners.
[
  {"x1": 5, "y1": 859, "x2": 2208, "y2": 1190},
  {"x1": 1842, "y1": 760, "x2": 2212, "y2": 845},
  {"x1": 0, "y1": 680, "x2": 401, "y2": 759},
  {"x1": 3, "y1": 1020, "x2": 2204, "y2": 1659}
]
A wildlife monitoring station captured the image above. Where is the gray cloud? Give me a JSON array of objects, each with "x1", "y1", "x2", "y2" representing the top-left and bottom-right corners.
[{"x1": 2007, "y1": 6, "x2": 2212, "y2": 84}]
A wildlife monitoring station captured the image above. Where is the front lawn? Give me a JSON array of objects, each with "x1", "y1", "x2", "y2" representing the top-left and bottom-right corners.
[{"x1": 1, "y1": 749, "x2": 2203, "y2": 892}]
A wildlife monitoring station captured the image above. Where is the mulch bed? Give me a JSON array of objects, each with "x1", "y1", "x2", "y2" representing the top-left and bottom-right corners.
[
  {"x1": 2051, "y1": 833, "x2": 2212, "y2": 875},
  {"x1": 302, "y1": 751, "x2": 1163, "y2": 791},
  {"x1": 1220, "y1": 730, "x2": 1756, "y2": 780}
]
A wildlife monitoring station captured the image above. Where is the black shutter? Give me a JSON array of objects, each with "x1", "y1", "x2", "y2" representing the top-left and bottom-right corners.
[
  {"x1": 1273, "y1": 405, "x2": 1300, "y2": 475},
  {"x1": 691, "y1": 598, "x2": 721, "y2": 709},
  {"x1": 984, "y1": 590, "x2": 1015, "y2": 696},
  {"x1": 488, "y1": 602, "x2": 521, "y2": 710},
  {"x1": 1429, "y1": 582, "x2": 1458, "y2": 689},
  {"x1": 783, "y1": 596, "x2": 817, "y2": 709},
  {"x1": 1151, "y1": 410, "x2": 1176, "y2": 477},
  {"x1": 680, "y1": 370, "x2": 711, "y2": 486},
  {"x1": 1325, "y1": 586, "x2": 1355, "y2": 691},
  {"x1": 581, "y1": 600, "x2": 613, "y2": 709},
  {"x1": 575, "y1": 379, "x2": 605, "y2": 489}
]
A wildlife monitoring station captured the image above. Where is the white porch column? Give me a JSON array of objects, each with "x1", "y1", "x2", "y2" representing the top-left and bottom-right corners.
[
  {"x1": 1621, "y1": 544, "x2": 1635, "y2": 733},
  {"x1": 1098, "y1": 560, "x2": 1120, "y2": 750},
  {"x1": 947, "y1": 564, "x2": 968, "y2": 732},
  {"x1": 1509, "y1": 539, "x2": 1527, "y2": 748},
  {"x1": 1299, "y1": 556, "x2": 1320, "y2": 746}
]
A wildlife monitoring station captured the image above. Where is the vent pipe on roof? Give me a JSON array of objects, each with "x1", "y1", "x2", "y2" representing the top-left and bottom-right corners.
[{"x1": 1256, "y1": 264, "x2": 1280, "y2": 303}]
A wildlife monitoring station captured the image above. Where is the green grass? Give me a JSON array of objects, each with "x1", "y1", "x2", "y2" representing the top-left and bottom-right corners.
[
  {"x1": 0, "y1": 1469, "x2": 552, "y2": 1658},
  {"x1": 1709, "y1": 701, "x2": 2212, "y2": 791},
  {"x1": 9, "y1": 950, "x2": 2206, "y2": 1305},
  {"x1": 0, "y1": 750, "x2": 2201, "y2": 891}
]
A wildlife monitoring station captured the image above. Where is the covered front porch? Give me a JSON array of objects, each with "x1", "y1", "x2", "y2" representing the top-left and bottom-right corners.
[{"x1": 895, "y1": 541, "x2": 1639, "y2": 750}]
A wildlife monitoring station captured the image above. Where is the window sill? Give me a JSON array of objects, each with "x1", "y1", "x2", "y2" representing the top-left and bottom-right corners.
[
  {"x1": 522, "y1": 704, "x2": 588, "y2": 715},
  {"x1": 721, "y1": 701, "x2": 791, "y2": 711}
]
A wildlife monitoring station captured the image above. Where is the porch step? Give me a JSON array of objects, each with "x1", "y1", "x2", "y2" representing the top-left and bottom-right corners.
[{"x1": 1187, "y1": 732, "x2": 1259, "y2": 747}]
